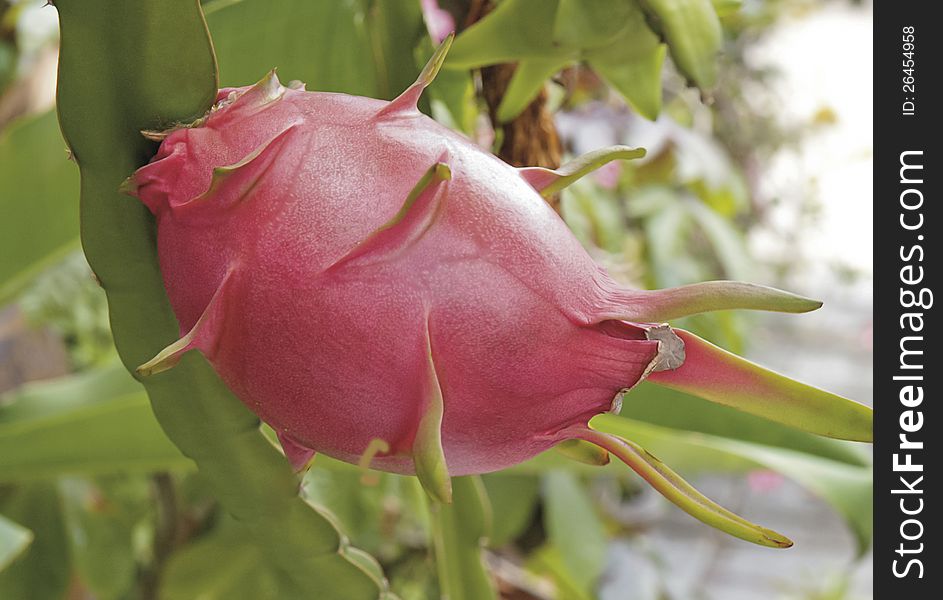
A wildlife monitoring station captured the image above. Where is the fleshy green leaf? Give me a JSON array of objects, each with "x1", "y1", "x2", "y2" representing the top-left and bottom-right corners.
[
  {"x1": 447, "y1": 0, "x2": 569, "y2": 122},
  {"x1": 53, "y1": 0, "x2": 391, "y2": 596},
  {"x1": 425, "y1": 54, "x2": 477, "y2": 133},
  {"x1": 447, "y1": 0, "x2": 714, "y2": 120}
]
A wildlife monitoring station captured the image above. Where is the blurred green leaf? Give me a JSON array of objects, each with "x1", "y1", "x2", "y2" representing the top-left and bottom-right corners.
[
  {"x1": 448, "y1": 0, "x2": 674, "y2": 120},
  {"x1": 686, "y1": 199, "x2": 751, "y2": 280},
  {"x1": 0, "y1": 40, "x2": 17, "y2": 94},
  {"x1": 542, "y1": 471, "x2": 607, "y2": 593},
  {"x1": 527, "y1": 545, "x2": 594, "y2": 600},
  {"x1": 59, "y1": 477, "x2": 147, "y2": 600},
  {"x1": 304, "y1": 469, "x2": 378, "y2": 532},
  {"x1": 567, "y1": 183, "x2": 626, "y2": 253},
  {"x1": 585, "y1": 2, "x2": 666, "y2": 119},
  {"x1": 431, "y1": 476, "x2": 497, "y2": 600},
  {"x1": 0, "y1": 110, "x2": 80, "y2": 305},
  {"x1": 740, "y1": 443, "x2": 873, "y2": 554},
  {"x1": 160, "y1": 516, "x2": 280, "y2": 600},
  {"x1": 481, "y1": 474, "x2": 539, "y2": 548},
  {"x1": 426, "y1": 56, "x2": 477, "y2": 134},
  {"x1": 623, "y1": 382, "x2": 869, "y2": 467},
  {"x1": 0, "y1": 483, "x2": 70, "y2": 599},
  {"x1": 387, "y1": 553, "x2": 437, "y2": 600},
  {"x1": 206, "y1": 0, "x2": 376, "y2": 93},
  {"x1": 497, "y1": 57, "x2": 566, "y2": 123},
  {"x1": 205, "y1": 0, "x2": 425, "y2": 99},
  {"x1": 53, "y1": 0, "x2": 392, "y2": 596},
  {"x1": 592, "y1": 415, "x2": 873, "y2": 552},
  {"x1": 0, "y1": 390, "x2": 184, "y2": 480},
  {"x1": 0, "y1": 364, "x2": 190, "y2": 481},
  {"x1": 0, "y1": 359, "x2": 138, "y2": 422},
  {"x1": 553, "y1": 0, "x2": 638, "y2": 50},
  {"x1": 711, "y1": 0, "x2": 743, "y2": 18},
  {"x1": 297, "y1": 448, "x2": 435, "y2": 559},
  {"x1": 363, "y1": 0, "x2": 427, "y2": 100},
  {"x1": 447, "y1": 0, "x2": 567, "y2": 68},
  {"x1": 589, "y1": 45, "x2": 666, "y2": 122},
  {"x1": 17, "y1": 252, "x2": 114, "y2": 369},
  {"x1": 0, "y1": 514, "x2": 32, "y2": 573},
  {"x1": 637, "y1": 0, "x2": 723, "y2": 88},
  {"x1": 644, "y1": 199, "x2": 700, "y2": 287}
]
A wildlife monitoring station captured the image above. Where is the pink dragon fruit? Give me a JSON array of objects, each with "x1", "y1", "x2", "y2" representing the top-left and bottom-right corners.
[{"x1": 124, "y1": 36, "x2": 871, "y2": 547}]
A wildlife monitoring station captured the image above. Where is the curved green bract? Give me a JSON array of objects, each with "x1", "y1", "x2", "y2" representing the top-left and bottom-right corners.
[
  {"x1": 592, "y1": 415, "x2": 873, "y2": 554},
  {"x1": 624, "y1": 280, "x2": 823, "y2": 322},
  {"x1": 570, "y1": 424, "x2": 792, "y2": 548},
  {"x1": 648, "y1": 330, "x2": 873, "y2": 442},
  {"x1": 53, "y1": 0, "x2": 391, "y2": 597}
]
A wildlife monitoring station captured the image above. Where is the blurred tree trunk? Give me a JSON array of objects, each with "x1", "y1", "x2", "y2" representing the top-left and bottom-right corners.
[{"x1": 465, "y1": 0, "x2": 563, "y2": 211}]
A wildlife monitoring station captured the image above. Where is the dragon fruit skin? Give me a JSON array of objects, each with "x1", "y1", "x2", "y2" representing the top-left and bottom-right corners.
[
  {"x1": 127, "y1": 37, "x2": 872, "y2": 546},
  {"x1": 130, "y1": 74, "x2": 671, "y2": 477}
]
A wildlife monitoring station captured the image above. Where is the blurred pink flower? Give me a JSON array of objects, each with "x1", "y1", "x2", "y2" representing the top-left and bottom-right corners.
[
  {"x1": 421, "y1": 0, "x2": 455, "y2": 44},
  {"x1": 747, "y1": 470, "x2": 785, "y2": 494},
  {"x1": 593, "y1": 160, "x2": 622, "y2": 189}
]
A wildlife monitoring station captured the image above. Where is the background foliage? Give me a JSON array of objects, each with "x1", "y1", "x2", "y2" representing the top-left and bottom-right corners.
[{"x1": 1, "y1": 0, "x2": 871, "y2": 598}]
